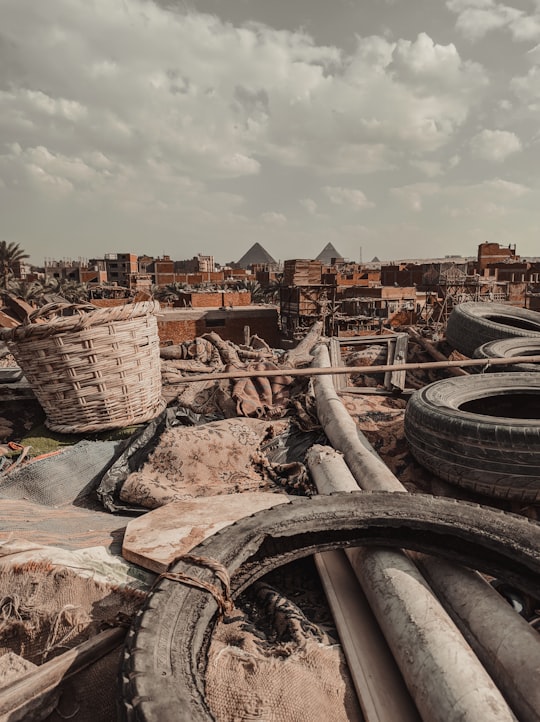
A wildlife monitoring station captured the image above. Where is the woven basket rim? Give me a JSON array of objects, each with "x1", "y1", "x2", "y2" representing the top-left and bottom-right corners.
[{"x1": 0, "y1": 300, "x2": 161, "y2": 342}]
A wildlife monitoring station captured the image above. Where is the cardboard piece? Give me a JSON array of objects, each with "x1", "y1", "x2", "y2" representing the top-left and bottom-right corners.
[{"x1": 122, "y1": 492, "x2": 289, "y2": 573}]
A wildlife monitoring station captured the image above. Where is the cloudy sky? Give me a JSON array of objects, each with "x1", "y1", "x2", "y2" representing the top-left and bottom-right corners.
[{"x1": 1, "y1": 0, "x2": 540, "y2": 266}]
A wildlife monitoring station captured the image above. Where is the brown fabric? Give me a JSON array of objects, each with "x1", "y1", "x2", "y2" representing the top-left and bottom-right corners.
[
  {"x1": 0, "y1": 562, "x2": 139, "y2": 721},
  {"x1": 231, "y1": 361, "x2": 294, "y2": 418},
  {"x1": 174, "y1": 378, "x2": 237, "y2": 417},
  {"x1": 206, "y1": 582, "x2": 362, "y2": 722},
  {"x1": 161, "y1": 334, "x2": 300, "y2": 419},
  {"x1": 0, "y1": 650, "x2": 37, "y2": 686},
  {"x1": 0, "y1": 561, "x2": 144, "y2": 664},
  {"x1": 161, "y1": 338, "x2": 217, "y2": 363},
  {"x1": 120, "y1": 418, "x2": 289, "y2": 509}
]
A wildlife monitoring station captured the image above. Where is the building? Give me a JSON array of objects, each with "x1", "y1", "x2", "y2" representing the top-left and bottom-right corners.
[
  {"x1": 103, "y1": 253, "x2": 138, "y2": 288},
  {"x1": 477, "y1": 242, "x2": 517, "y2": 271},
  {"x1": 157, "y1": 305, "x2": 280, "y2": 346}
]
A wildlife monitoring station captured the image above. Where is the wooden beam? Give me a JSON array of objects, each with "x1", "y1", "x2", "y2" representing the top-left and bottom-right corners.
[
  {"x1": 164, "y1": 353, "x2": 540, "y2": 384},
  {"x1": 0, "y1": 628, "x2": 125, "y2": 722}
]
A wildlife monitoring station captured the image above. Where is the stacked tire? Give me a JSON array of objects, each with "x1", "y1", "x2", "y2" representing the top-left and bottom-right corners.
[
  {"x1": 446, "y1": 302, "x2": 540, "y2": 358},
  {"x1": 473, "y1": 337, "x2": 540, "y2": 373},
  {"x1": 404, "y1": 372, "x2": 540, "y2": 501}
]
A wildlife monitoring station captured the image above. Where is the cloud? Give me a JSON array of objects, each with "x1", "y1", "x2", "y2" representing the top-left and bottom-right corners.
[
  {"x1": 483, "y1": 178, "x2": 530, "y2": 196},
  {"x1": 323, "y1": 186, "x2": 375, "y2": 209},
  {"x1": 469, "y1": 129, "x2": 523, "y2": 161},
  {"x1": 300, "y1": 198, "x2": 318, "y2": 214},
  {"x1": 510, "y1": 14, "x2": 540, "y2": 40},
  {"x1": 390, "y1": 182, "x2": 440, "y2": 211},
  {"x1": 261, "y1": 211, "x2": 287, "y2": 225},
  {"x1": 0, "y1": 1, "x2": 488, "y2": 199},
  {"x1": 409, "y1": 159, "x2": 444, "y2": 177},
  {"x1": 5, "y1": 0, "x2": 533, "y2": 261},
  {"x1": 511, "y1": 64, "x2": 540, "y2": 102},
  {"x1": 441, "y1": 176, "x2": 531, "y2": 217},
  {"x1": 447, "y1": 1, "x2": 540, "y2": 42}
]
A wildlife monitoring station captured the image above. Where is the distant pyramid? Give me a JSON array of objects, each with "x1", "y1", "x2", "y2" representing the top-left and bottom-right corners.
[
  {"x1": 316, "y1": 242, "x2": 343, "y2": 264},
  {"x1": 371, "y1": 256, "x2": 380, "y2": 263},
  {"x1": 237, "y1": 242, "x2": 276, "y2": 268}
]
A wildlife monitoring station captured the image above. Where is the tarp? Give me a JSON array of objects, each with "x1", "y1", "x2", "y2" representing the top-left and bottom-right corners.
[{"x1": 0, "y1": 439, "x2": 134, "y2": 551}]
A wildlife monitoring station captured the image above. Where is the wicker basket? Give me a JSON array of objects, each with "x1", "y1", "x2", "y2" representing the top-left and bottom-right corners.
[{"x1": 0, "y1": 301, "x2": 166, "y2": 434}]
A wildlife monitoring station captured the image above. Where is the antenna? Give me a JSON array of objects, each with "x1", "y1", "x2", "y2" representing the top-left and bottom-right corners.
[{"x1": 359, "y1": 245, "x2": 363, "y2": 264}]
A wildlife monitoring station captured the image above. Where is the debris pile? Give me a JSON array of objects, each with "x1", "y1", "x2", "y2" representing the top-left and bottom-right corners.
[{"x1": 0, "y1": 306, "x2": 539, "y2": 722}]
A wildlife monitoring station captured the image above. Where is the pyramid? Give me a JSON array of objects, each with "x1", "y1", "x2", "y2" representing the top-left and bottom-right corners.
[
  {"x1": 316, "y1": 242, "x2": 343, "y2": 264},
  {"x1": 236, "y1": 242, "x2": 276, "y2": 268}
]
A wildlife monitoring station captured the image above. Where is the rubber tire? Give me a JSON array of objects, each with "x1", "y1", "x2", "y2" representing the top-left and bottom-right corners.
[
  {"x1": 446, "y1": 302, "x2": 540, "y2": 358},
  {"x1": 120, "y1": 491, "x2": 540, "y2": 722},
  {"x1": 404, "y1": 372, "x2": 540, "y2": 501},
  {"x1": 473, "y1": 338, "x2": 540, "y2": 373}
]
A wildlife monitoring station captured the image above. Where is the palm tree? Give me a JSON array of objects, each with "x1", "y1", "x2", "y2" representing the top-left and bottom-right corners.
[
  {"x1": 6, "y1": 279, "x2": 45, "y2": 305},
  {"x1": 263, "y1": 277, "x2": 283, "y2": 304},
  {"x1": 42, "y1": 277, "x2": 89, "y2": 304},
  {"x1": 40, "y1": 277, "x2": 69, "y2": 304},
  {"x1": 0, "y1": 241, "x2": 30, "y2": 288},
  {"x1": 154, "y1": 282, "x2": 188, "y2": 303},
  {"x1": 57, "y1": 279, "x2": 90, "y2": 303},
  {"x1": 233, "y1": 279, "x2": 264, "y2": 303}
]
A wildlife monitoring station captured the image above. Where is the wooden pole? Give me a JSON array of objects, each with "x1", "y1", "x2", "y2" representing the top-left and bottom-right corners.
[
  {"x1": 0, "y1": 628, "x2": 125, "y2": 721},
  {"x1": 164, "y1": 353, "x2": 540, "y2": 384},
  {"x1": 407, "y1": 327, "x2": 469, "y2": 377}
]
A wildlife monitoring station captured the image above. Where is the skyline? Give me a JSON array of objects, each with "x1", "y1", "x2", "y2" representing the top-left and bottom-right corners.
[{"x1": 2, "y1": 0, "x2": 540, "y2": 265}]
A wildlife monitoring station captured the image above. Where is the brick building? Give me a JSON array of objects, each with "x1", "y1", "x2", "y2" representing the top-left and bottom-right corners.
[{"x1": 157, "y1": 306, "x2": 280, "y2": 346}]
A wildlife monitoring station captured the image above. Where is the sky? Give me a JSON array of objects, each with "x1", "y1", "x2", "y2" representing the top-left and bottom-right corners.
[{"x1": 1, "y1": 0, "x2": 540, "y2": 266}]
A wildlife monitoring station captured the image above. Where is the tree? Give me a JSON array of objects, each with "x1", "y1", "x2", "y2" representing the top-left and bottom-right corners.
[
  {"x1": 233, "y1": 279, "x2": 264, "y2": 303},
  {"x1": 41, "y1": 277, "x2": 89, "y2": 304},
  {"x1": 263, "y1": 277, "x2": 283, "y2": 304},
  {"x1": 154, "y1": 282, "x2": 188, "y2": 303},
  {"x1": 57, "y1": 279, "x2": 90, "y2": 303},
  {"x1": 6, "y1": 279, "x2": 45, "y2": 305},
  {"x1": 0, "y1": 241, "x2": 30, "y2": 288}
]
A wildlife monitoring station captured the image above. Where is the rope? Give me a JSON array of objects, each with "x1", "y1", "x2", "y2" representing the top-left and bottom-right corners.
[{"x1": 156, "y1": 554, "x2": 234, "y2": 616}]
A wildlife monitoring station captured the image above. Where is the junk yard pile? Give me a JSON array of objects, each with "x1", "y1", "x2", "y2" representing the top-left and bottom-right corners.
[{"x1": 0, "y1": 296, "x2": 539, "y2": 722}]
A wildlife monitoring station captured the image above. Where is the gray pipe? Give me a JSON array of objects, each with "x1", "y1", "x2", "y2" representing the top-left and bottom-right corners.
[{"x1": 307, "y1": 443, "x2": 517, "y2": 722}]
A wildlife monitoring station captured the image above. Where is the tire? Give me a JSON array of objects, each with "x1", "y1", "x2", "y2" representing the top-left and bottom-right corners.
[
  {"x1": 120, "y1": 492, "x2": 540, "y2": 722},
  {"x1": 404, "y1": 372, "x2": 540, "y2": 500},
  {"x1": 473, "y1": 338, "x2": 540, "y2": 373},
  {"x1": 446, "y1": 302, "x2": 540, "y2": 358}
]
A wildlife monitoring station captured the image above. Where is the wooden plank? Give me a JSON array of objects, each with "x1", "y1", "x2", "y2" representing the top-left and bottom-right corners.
[
  {"x1": 3, "y1": 296, "x2": 36, "y2": 324},
  {"x1": 123, "y1": 493, "x2": 289, "y2": 573},
  {"x1": 0, "y1": 628, "x2": 125, "y2": 722},
  {"x1": 390, "y1": 333, "x2": 408, "y2": 391},
  {"x1": 383, "y1": 337, "x2": 396, "y2": 391}
]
